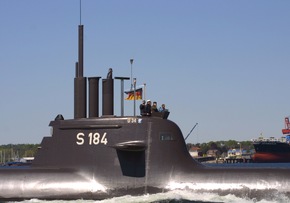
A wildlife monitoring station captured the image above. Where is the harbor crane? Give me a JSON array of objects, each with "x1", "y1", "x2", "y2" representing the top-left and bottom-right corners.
[{"x1": 184, "y1": 122, "x2": 198, "y2": 141}]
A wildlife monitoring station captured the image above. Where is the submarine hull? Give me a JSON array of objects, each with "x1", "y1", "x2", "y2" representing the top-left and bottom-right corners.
[
  {"x1": 1, "y1": 164, "x2": 290, "y2": 200},
  {"x1": 1, "y1": 117, "x2": 290, "y2": 200},
  {"x1": 0, "y1": 169, "x2": 107, "y2": 200}
]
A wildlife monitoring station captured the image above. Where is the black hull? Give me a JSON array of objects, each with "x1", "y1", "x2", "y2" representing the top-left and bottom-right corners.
[
  {"x1": 253, "y1": 142, "x2": 290, "y2": 153},
  {"x1": 253, "y1": 142, "x2": 290, "y2": 162},
  {"x1": 1, "y1": 117, "x2": 290, "y2": 200},
  {"x1": 2, "y1": 163, "x2": 290, "y2": 200}
]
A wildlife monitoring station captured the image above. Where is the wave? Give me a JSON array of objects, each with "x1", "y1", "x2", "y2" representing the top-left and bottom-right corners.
[{"x1": 7, "y1": 190, "x2": 290, "y2": 203}]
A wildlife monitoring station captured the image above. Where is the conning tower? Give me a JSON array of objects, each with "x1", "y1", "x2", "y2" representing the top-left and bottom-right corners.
[{"x1": 74, "y1": 24, "x2": 114, "y2": 118}]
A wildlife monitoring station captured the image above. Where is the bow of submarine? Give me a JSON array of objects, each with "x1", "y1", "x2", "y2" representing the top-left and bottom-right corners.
[{"x1": 0, "y1": 115, "x2": 201, "y2": 200}]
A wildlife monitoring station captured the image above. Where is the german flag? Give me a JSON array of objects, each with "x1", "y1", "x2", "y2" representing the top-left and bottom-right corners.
[{"x1": 125, "y1": 88, "x2": 142, "y2": 100}]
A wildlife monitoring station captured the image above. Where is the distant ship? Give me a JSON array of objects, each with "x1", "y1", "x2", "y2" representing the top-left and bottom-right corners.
[{"x1": 252, "y1": 117, "x2": 290, "y2": 163}]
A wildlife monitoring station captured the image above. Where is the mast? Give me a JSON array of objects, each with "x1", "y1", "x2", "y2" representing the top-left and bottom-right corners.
[{"x1": 74, "y1": 17, "x2": 87, "y2": 118}]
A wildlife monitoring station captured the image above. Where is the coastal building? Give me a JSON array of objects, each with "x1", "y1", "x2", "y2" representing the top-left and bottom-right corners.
[
  {"x1": 189, "y1": 147, "x2": 202, "y2": 157},
  {"x1": 206, "y1": 149, "x2": 221, "y2": 157},
  {"x1": 227, "y1": 149, "x2": 244, "y2": 158}
]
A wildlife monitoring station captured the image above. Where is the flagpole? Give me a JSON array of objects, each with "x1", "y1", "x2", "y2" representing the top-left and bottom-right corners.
[
  {"x1": 115, "y1": 77, "x2": 130, "y2": 116},
  {"x1": 143, "y1": 83, "x2": 146, "y2": 101},
  {"x1": 133, "y1": 78, "x2": 136, "y2": 117},
  {"x1": 130, "y1": 59, "x2": 134, "y2": 90}
]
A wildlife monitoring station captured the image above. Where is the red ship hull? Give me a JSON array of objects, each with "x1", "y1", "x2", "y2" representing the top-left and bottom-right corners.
[{"x1": 252, "y1": 152, "x2": 290, "y2": 163}]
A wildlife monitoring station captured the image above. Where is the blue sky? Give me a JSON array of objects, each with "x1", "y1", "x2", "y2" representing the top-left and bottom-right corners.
[{"x1": 0, "y1": 1, "x2": 290, "y2": 144}]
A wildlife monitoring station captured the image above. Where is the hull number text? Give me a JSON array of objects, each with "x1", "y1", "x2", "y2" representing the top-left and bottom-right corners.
[{"x1": 76, "y1": 132, "x2": 108, "y2": 145}]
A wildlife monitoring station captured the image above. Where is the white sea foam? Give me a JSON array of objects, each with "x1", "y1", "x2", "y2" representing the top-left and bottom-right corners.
[
  {"x1": 7, "y1": 190, "x2": 290, "y2": 203},
  {"x1": 166, "y1": 181, "x2": 282, "y2": 191}
]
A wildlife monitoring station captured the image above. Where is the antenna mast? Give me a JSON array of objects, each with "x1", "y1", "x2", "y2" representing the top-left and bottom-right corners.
[
  {"x1": 74, "y1": 0, "x2": 86, "y2": 118},
  {"x1": 79, "y1": 0, "x2": 82, "y2": 25}
]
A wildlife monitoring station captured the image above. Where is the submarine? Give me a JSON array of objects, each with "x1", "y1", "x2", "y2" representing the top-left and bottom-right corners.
[{"x1": 1, "y1": 24, "x2": 290, "y2": 201}]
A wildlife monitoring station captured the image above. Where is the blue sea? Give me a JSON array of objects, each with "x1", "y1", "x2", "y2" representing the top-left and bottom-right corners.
[{"x1": 4, "y1": 163, "x2": 290, "y2": 203}]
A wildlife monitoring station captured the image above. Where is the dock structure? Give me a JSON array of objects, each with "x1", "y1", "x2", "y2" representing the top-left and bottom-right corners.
[
  {"x1": 224, "y1": 158, "x2": 253, "y2": 164},
  {"x1": 195, "y1": 156, "x2": 216, "y2": 163}
]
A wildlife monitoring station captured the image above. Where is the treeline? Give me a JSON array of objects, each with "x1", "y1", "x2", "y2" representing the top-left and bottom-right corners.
[
  {"x1": 0, "y1": 141, "x2": 254, "y2": 163},
  {"x1": 186, "y1": 140, "x2": 254, "y2": 155},
  {"x1": 0, "y1": 144, "x2": 39, "y2": 163}
]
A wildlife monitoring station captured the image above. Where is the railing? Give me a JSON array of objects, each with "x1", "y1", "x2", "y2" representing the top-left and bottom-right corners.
[{"x1": 251, "y1": 137, "x2": 286, "y2": 143}]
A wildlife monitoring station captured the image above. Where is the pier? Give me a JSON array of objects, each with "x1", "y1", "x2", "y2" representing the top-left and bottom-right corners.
[
  {"x1": 195, "y1": 156, "x2": 216, "y2": 163},
  {"x1": 224, "y1": 158, "x2": 253, "y2": 164},
  {"x1": 194, "y1": 157, "x2": 253, "y2": 164}
]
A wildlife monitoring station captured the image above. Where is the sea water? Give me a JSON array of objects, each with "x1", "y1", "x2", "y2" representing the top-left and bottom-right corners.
[
  {"x1": 204, "y1": 162, "x2": 290, "y2": 168},
  {"x1": 5, "y1": 163, "x2": 290, "y2": 203},
  {"x1": 6, "y1": 191, "x2": 290, "y2": 203}
]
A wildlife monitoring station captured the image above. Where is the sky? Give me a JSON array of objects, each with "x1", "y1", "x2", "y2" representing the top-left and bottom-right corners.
[{"x1": 0, "y1": 1, "x2": 290, "y2": 145}]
